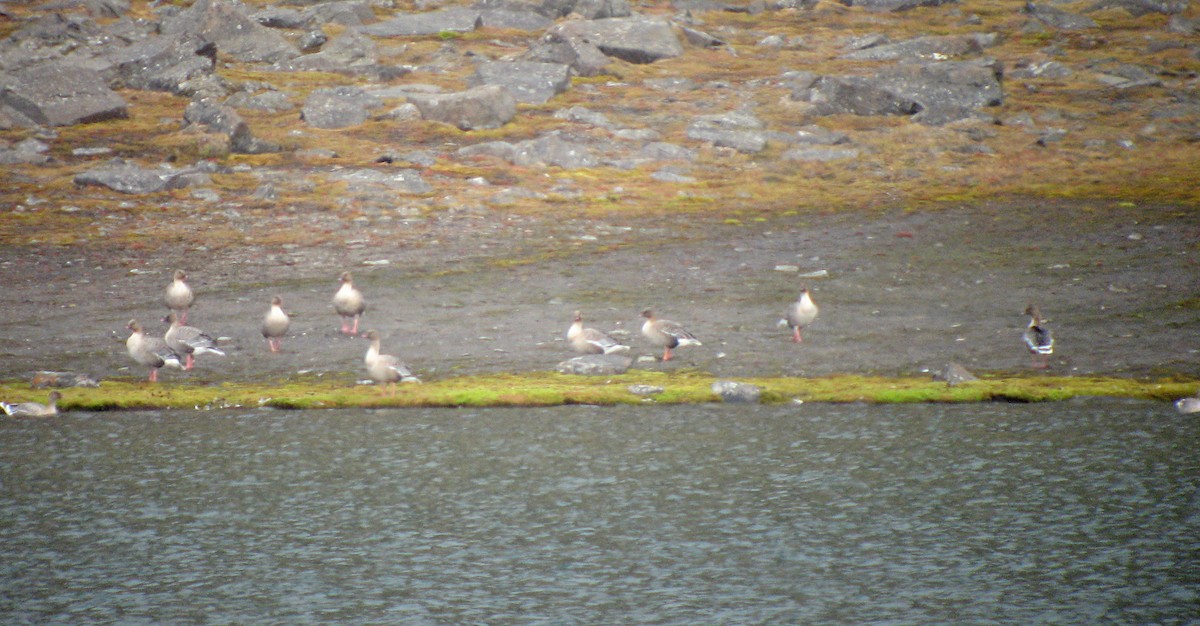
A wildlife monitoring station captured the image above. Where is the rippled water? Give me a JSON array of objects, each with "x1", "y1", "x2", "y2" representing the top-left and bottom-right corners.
[{"x1": 2, "y1": 399, "x2": 1197, "y2": 624}]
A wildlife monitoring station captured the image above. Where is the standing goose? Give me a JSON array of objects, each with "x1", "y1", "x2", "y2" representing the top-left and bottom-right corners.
[
  {"x1": 568, "y1": 311, "x2": 630, "y2": 355},
  {"x1": 262, "y1": 295, "x2": 290, "y2": 353},
  {"x1": 1023, "y1": 304, "x2": 1054, "y2": 369},
  {"x1": 363, "y1": 330, "x2": 419, "y2": 395},
  {"x1": 164, "y1": 269, "x2": 194, "y2": 324},
  {"x1": 2, "y1": 391, "x2": 61, "y2": 417},
  {"x1": 640, "y1": 309, "x2": 702, "y2": 362},
  {"x1": 164, "y1": 312, "x2": 226, "y2": 370},
  {"x1": 333, "y1": 271, "x2": 366, "y2": 335},
  {"x1": 783, "y1": 287, "x2": 819, "y2": 343},
  {"x1": 126, "y1": 319, "x2": 183, "y2": 382}
]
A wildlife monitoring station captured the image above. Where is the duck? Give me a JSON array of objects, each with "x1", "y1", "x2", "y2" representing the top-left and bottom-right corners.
[
  {"x1": 261, "y1": 295, "x2": 290, "y2": 353},
  {"x1": 640, "y1": 309, "x2": 701, "y2": 361},
  {"x1": 333, "y1": 271, "x2": 366, "y2": 335},
  {"x1": 126, "y1": 319, "x2": 183, "y2": 382},
  {"x1": 1175, "y1": 396, "x2": 1200, "y2": 414},
  {"x1": 163, "y1": 312, "x2": 226, "y2": 370},
  {"x1": 363, "y1": 330, "x2": 419, "y2": 395},
  {"x1": 1023, "y1": 304, "x2": 1054, "y2": 369},
  {"x1": 2, "y1": 391, "x2": 61, "y2": 417},
  {"x1": 567, "y1": 310, "x2": 630, "y2": 355},
  {"x1": 164, "y1": 269, "x2": 194, "y2": 324},
  {"x1": 782, "y1": 287, "x2": 819, "y2": 343}
]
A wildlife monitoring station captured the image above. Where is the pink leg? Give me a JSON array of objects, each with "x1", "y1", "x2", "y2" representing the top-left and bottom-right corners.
[
  {"x1": 663, "y1": 347, "x2": 673, "y2": 361},
  {"x1": 185, "y1": 354, "x2": 195, "y2": 370},
  {"x1": 792, "y1": 328, "x2": 802, "y2": 343},
  {"x1": 351, "y1": 316, "x2": 360, "y2": 335},
  {"x1": 149, "y1": 369, "x2": 158, "y2": 382},
  {"x1": 180, "y1": 310, "x2": 188, "y2": 325}
]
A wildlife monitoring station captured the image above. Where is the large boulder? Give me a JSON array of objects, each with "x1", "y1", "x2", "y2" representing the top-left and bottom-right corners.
[
  {"x1": 406, "y1": 85, "x2": 517, "y2": 130},
  {"x1": 839, "y1": 33, "x2": 998, "y2": 61},
  {"x1": 512, "y1": 132, "x2": 598, "y2": 168},
  {"x1": 105, "y1": 35, "x2": 216, "y2": 93},
  {"x1": 544, "y1": 17, "x2": 683, "y2": 64},
  {"x1": 470, "y1": 61, "x2": 571, "y2": 104},
  {"x1": 74, "y1": 159, "x2": 209, "y2": 194},
  {"x1": 522, "y1": 36, "x2": 612, "y2": 77},
  {"x1": 272, "y1": 30, "x2": 378, "y2": 72},
  {"x1": 836, "y1": 0, "x2": 959, "y2": 10},
  {"x1": 807, "y1": 59, "x2": 1003, "y2": 125},
  {"x1": 184, "y1": 99, "x2": 279, "y2": 153},
  {"x1": 1023, "y1": 2, "x2": 1098, "y2": 29},
  {"x1": 162, "y1": 0, "x2": 300, "y2": 63},
  {"x1": 809, "y1": 76, "x2": 921, "y2": 117},
  {"x1": 0, "y1": 62, "x2": 127, "y2": 127},
  {"x1": 359, "y1": 7, "x2": 551, "y2": 37}
]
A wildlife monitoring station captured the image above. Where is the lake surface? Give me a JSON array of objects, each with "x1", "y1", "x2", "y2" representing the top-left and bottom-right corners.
[{"x1": 2, "y1": 399, "x2": 1197, "y2": 624}]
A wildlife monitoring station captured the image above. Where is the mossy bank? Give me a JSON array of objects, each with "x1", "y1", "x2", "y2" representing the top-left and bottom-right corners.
[{"x1": 3, "y1": 372, "x2": 1196, "y2": 412}]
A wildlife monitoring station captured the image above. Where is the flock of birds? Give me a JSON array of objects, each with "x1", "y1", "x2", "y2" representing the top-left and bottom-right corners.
[{"x1": 3, "y1": 268, "x2": 1197, "y2": 416}]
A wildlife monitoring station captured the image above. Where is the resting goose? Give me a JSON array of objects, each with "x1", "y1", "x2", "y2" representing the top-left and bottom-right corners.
[
  {"x1": 363, "y1": 330, "x2": 419, "y2": 395},
  {"x1": 164, "y1": 269, "x2": 194, "y2": 324},
  {"x1": 1023, "y1": 304, "x2": 1054, "y2": 369},
  {"x1": 2, "y1": 391, "x2": 61, "y2": 417},
  {"x1": 262, "y1": 295, "x2": 290, "y2": 352},
  {"x1": 568, "y1": 311, "x2": 630, "y2": 355},
  {"x1": 783, "y1": 287, "x2": 819, "y2": 343},
  {"x1": 164, "y1": 312, "x2": 226, "y2": 370},
  {"x1": 126, "y1": 319, "x2": 183, "y2": 382},
  {"x1": 333, "y1": 271, "x2": 366, "y2": 335},
  {"x1": 640, "y1": 309, "x2": 701, "y2": 361}
]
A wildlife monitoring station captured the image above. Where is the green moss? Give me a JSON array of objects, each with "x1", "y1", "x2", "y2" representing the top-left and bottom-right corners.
[{"x1": 2, "y1": 373, "x2": 1194, "y2": 412}]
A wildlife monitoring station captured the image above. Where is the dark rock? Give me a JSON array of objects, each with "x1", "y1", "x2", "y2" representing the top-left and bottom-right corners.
[
  {"x1": 406, "y1": 85, "x2": 517, "y2": 130},
  {"x1": 933, "y1": 362, "x2": 978, "y2": 385},
  {"x1": 298, "y1": 30, "x2": 329, "y2": 52},
  {"x1": 711, "y1": 380, "x2": 761, "y2": 403},
  {"x1": 0, "y1": 62, "x2": 127, "y2": 127},
  {"x1": 253, "y1": 6, "x2": 309, "y2": 29},
  {"x1": 809, "y1": 75, "x2": 922, "y2": 117},
  {"x1": 838, "y1": 33, "x2": 998, "y2": 61},
  {"x1": 556, "y1": 354, "x2": 633, "y2": 375},
  {"x1": 545, "y1": 17, "x2": 683, "y2": 64},
  {"x1": 184, "y1": 98, "x2": 277, "y2": 153},
  {"x1": 679, "y1": 24, "x2": 725, "y2": 48},
  {"x1": 808, "y1": 59, "x2": 1003, "y2": 124},
  {"x1": 301, "y1": 86, "x2": 383, "y2": 129},
  {"x1": 470, "y1": 61, "x2": 571, "y2": 104},
  {"x1": 836, "y1": 0, "x2": 959, "y2": 10},
  {"x1": 522, "y1": 37, "x2": 612, "y2": 77},
  {"x1": 1024, "y1": 2, "x2": 1098, "y2": 30},
  {"x1": 162, "y1": 0, "x2": 300, "y2": 63},
  {"x1": 105, "y1": 35, "x2": 217, "y2": 94}
]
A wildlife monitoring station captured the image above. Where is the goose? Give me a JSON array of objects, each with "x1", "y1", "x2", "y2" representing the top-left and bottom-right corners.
[
  {"x1": 333, "y1": 271, "x2": 366, "y2": 335},
  {"x1": 640, "y1": 309, "x2": 701, "y2": 361},
  {"x1": 363, "y1": 330, "x2": 419, "y2": 395},
  {"x1": 568, "y1": 311, "x2": 630, "y2": 355},
  {"x1": 782, "y1": 287, "x2": 819, "y2": 343},
  {"x1": 1023, "y1": 304, "x2": 1054, "y2": 369},
  {"x1": 164, "y1": 269, "x2": 194, "y2": 324},
  {"x1": 164, "y1": 312, "x2": 225, "y2": 370},
  {"x1": 126, "y1": 319, "x2": 183, "y2": 382},
  {"x1": 262, "y1": 295, "x2": 290, "y2": 352},
  {"x1": 1175, "y1": 396, "x2": 1200, "y2": 414},
  {"x1": 2, "y1": 391, "x2": 61, "y2": 417}
]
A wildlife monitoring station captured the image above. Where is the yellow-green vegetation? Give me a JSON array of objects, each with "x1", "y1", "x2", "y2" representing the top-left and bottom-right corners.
[{"x1": 2, "y1": 373, "x2": 1194, "y2": 412}]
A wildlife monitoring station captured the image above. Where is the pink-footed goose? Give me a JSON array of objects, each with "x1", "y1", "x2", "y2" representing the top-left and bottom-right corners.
[
  {"x1": 333, "y1": 271, "x2": 366, "y2": 335},
  {"x1": 568, "y1": 311, "x2": 630, "y2": 355},
  {"x1": 164, "y1": 312, "x2": 225, "y2": 370},
  {"x1": 126, "y1": 319, "x2": 183, "y2": 382},
  {"x1": 2, "y1": 391, "x2": 61, "y2": 417},
  {"x1": 164, "y1": 269, "x2": 194, "y2": 324},
  {"x1": 1023, "y1": 304, "x2": 1054, "y2": 369},
  {"x1": 640, "y1": 309, "x2": 701, "y2": 361},
  {"x1": 782, "y1": 287, "x2": 819, "y2": 343},
  {"x1": 262, "y1": 295, "x2": 290, "y2": 352},
  {"x1": 363, "y1": 330, "x2": 419, "y2": 395}
]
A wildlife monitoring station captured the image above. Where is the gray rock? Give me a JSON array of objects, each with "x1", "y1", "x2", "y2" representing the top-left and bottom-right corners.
[
  {"x1": 809, "y1": 75, "x2": 922, "y2": 117},
  {"x1": 1009, "y1": 60, "x2": 1072, "y2": 79},
  {"x1": 106, "y1": 36, "x2": 216, "y2": 94},
  {"x1": 711, "y1": 380, "x2": 762, "y2": 403},
  {"x1": 253, "y1": 7, "x2": 309, "y2": 29},
  {"x1": 642, "y1": 142, "x2": 696, "y2": 160},
  {"x1": 651, "y1": 170, "x2": 696, "y2": 183},
  {"x1": 228, "y1": 90, "x2": 294, "y2": 113},
  {"x1": 627, "y1": 384, "x2": 663, "y2": 396},
  {"x1": 836, "y1": 0, "x2": 959, "y2": 10},
  {"x1": 687, "y1": 127, "x2": 768, "y2": 153},
  {"x1": 470, "y1": 61, "x2": 571, "y2": 105},
  {"x1": 877, "y1": 58, "x2": 1004, "y2": 111},
  {"x1": 74, "y1": 159, "x2": 207, "y2": 194},
  {"x1": 360, "y1": 7, "x2": 550, "y2": 37},
  {"x1": 0, "y1": 62, "x2": 127, "y2": 127},
  {"x1": 513, "y1": 133, "x2": 598, "y2": 168},
  {"x1": 1087, "y1": 0, "x2": 1186, "y2": 14},
  {"x1": 545, "y1": 17, "x2": 683, "y2": 65},
  {"x1": 0, "y1": 138, "x2": 51, "y2": 164},
  {"x1": 301, "y1": 86, "x2": 383, "y2": 129},
  {"x1": 298, "y1": 30, "x2": 328, "y2": 52},
  {"x1": 557, "y1": 354, "x2": 633, "y2": 375},
  {"x1": 782, "y1": 146, "x2": 860, "y2": 161},
  {"x1": 1023, "y1": 2, "x2": 1098, "y2": 30},
  {"x1": 86, "y1": 0, "x2": 130, "y2": 19},
  {"x1": 933, "y1": 362, "x2": 978, "y2": 386},
  {"x1": 545, "y1": 0, "x2": 633, "y2": 19},
  {"x1": 303, "y1": 0, "x2": 376, "y2": 26},
  {"x1": 406, "y1": 85, "x2": 517, "y2": 130},
  {"x1": 162, "y1": 0, "x2": 300, "y2": 64},
  {"x1": 795, "y1": 124, "x2": 849, "y2": 145},
  {"x1": 838, "y1": 33, "x2": 998, "y2": 61},
  {"x1": 328, "y1": 168, "x2": 432, "y2": 194},
  {"x1": 613, "y1": 128, "x2": 661, "y2": 141},
  {"x1": 274, "y1": 29, "x2": 377, "y2": 71},
  {"x1": 679, "y1": 25, "x2": 725, "y2": 48},
  {"x1": 554, "y1": 106, "x2": 615, "y2": 128},
  {"x1": 523, "y1": 36, "x2": 612, "y2": 77},
  {"x1": 458, "y1": 141, "x2": 518, "y2": 161}
]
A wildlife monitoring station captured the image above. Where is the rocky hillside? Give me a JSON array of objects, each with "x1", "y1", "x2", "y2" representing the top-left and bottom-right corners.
[{"x1": 0, "y1": 0, "x2": 1197, "y2": 252}]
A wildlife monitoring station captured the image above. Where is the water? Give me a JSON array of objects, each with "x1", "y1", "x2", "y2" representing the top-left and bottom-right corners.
[{"x1": 2, "y1": 400, "x2": 1197, "y2": 624}]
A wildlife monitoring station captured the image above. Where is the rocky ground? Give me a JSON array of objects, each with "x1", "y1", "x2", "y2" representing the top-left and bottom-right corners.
[{"x1": 1, "y1": 0, "x2": 1198, "y2": 385}]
